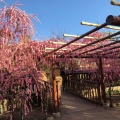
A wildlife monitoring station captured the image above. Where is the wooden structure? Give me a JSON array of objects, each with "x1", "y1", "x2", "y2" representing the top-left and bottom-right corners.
[
  {"x1": 63, "y1": 70, "x2": 101, "y2": 104},
  {"x1": 44, "y1": 15, "x2": 120, "y2": 107}
]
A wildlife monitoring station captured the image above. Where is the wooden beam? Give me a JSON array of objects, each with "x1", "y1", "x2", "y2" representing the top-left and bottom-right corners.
[
  {"x1": 98, "y1": 58, "x2": 107, "y2": 103},
  {"x1": 52, "y1": 61, "x2": 58, "y2": 113}
]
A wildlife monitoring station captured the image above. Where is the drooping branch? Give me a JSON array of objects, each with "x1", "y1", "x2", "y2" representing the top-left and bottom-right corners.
[{"x1": 0, "y1": 3, "x2": 39, "y2": 44}]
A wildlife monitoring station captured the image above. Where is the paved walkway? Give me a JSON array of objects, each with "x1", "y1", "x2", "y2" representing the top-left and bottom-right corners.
[{"x1": 56, "y1": 92, "x2": 120, "y2": 120}]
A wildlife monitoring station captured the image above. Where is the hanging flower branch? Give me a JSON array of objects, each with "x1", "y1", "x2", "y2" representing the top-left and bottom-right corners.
[
  {"x1": 0, "y1": 1, "x2": 39, "y2": 44},
  {"x1": 0, "y1": 2, "x2": 49, "y2": 118}
]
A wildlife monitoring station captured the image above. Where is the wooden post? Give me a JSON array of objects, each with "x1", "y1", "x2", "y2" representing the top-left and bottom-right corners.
[
  {"x1": 71, "y1": 58, "x2": 74, "y2": 90},
  {"x1": 97, "y1": 73, "x2": 101, "y2": 104},
  {"x1": 52, "y1": 61, "x2": 58, "y2": 113},
  {"x1": 98, "y1": 57, "x2": 107, "y2": 103},
  {"x1": 109, "y1": 72, "x2": 113, "y2": 107},
  {"x1": 71, "y1": 58, "x2": 74, "y2": 79}
]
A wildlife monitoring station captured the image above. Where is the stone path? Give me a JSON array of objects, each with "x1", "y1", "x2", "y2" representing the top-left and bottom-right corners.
[{"x1": 56, "y1": 92, "x2": 120, "y2": 120}]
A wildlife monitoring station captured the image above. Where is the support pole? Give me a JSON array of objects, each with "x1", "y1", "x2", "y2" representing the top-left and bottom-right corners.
[
  {"x1": 71, "y1": 58, "x2": 74, "y2": 90},
  {"x1": 98, "y1": 57, "x2": 107, "y2": 103},
  {"x1": 52, "y1": 61, "x2": 58, "y2": 113},
  {"x1": 71, "y1": 58, "x2": 74, "y2": 80}
]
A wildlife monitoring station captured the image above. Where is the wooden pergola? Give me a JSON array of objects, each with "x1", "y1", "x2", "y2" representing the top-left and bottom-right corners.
[{"x1": 43, "y1": 15, "x2": 120, "y2": 111}]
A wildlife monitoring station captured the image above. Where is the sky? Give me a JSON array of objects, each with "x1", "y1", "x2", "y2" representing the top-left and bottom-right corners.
[{"x1": 1, "y1": 0, "x2": 120, "y2": 40}]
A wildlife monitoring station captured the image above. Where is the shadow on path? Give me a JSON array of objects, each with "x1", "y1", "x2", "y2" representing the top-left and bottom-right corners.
[{"x1": 57, "y1": 92, "x2": 120, "y2": 120}]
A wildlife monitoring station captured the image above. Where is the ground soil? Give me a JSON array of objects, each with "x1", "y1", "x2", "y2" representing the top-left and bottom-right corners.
[{"x1": 56, "y1": 92, "x2": 120, "y2": 120}]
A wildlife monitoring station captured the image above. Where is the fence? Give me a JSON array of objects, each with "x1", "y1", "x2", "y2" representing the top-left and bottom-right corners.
[
  {"x1": 63, "y1": 70, "x2": 120, "y2": 106},
  {"x1": 104, "y1": 71, "x2": 120, "y2": 107},
  {"x1": 39, "y1": 80, "x2": 60, "y2": 115}
]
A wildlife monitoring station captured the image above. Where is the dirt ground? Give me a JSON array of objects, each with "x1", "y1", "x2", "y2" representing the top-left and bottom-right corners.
[
  {"x1": 56, "y1": 92, "x2": 120, "y2": 120},
  {"x1": 1, "y1": 91, "x2": 120, "y2": 120},
  {"x1": 0, "y1": 107, "x2": 46, "y2": 120},
  {"x1": 24, "y1": 108, "x2": 46, "y2": 120}
]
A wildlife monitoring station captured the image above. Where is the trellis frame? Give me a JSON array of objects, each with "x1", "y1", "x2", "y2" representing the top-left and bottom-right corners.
[{"x1": 43, "y1": 15, "x2": 120, "y2": 106}]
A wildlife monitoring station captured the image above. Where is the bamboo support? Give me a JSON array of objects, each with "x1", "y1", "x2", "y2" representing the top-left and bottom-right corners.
[
  {"x1": 53, "y1": 41, "x2": 86, "y2": 46},
  {"x1": 63, "y1": 34, "x2": 96, "y2": 39},
  {"x1": 111, "y1": 0, "x2": 120, "y2": 6},
  {"x1": 98, "y1": 58, "x2": 107, "y2": 103},
  {"x1": 81, "y1": 21, "x2": 120, "y2": 30}
]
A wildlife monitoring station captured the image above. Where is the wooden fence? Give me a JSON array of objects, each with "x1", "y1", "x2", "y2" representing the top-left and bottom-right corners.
[{"x1": 63, "y1": 70, "x2": 120, "y2": 106}]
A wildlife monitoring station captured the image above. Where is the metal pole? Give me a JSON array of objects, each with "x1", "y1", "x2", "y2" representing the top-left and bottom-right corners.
[
  {"x1": 106, "y1": 15, "x2": 120, "y2": 26},
  {"x1": 102, "y1": 49, "x2": 120, "y2": 56},
  {"x1": 81, "y1": 39, "x2": 120, "y2": 55},
  {"x1": 91, "y1": 42, "x2": 120, "y2": 55},
  {"x1": 66, "y1": 31, "x2": 120, "y2": 55}
]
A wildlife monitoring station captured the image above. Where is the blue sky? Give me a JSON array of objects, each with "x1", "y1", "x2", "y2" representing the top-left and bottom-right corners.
[{"x1": 1, "y1": 0, "x2": 120, "y2": 39}]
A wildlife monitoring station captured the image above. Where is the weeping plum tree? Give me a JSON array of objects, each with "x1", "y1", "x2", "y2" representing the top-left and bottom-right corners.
[
  {"x1": 0, "y1": 2, "x2": 47, "y2": 118},
  {"x1": 0, "y1": 2, "x2": 37, "y2": 44}
]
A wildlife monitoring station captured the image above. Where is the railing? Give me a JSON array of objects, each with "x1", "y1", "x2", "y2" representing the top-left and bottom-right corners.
[
  {"x1": 63, "y1": 71, "x2": 102, "y2": 105},
  {"x1": 63, "y1": 70, "x2": 120, "y2": 106},
  {"x1": 104, "y1": 71, "x2": 120, "y2": 107},
  {"x1": 39, "y1": 80, "x2": 59, "y2": 115}
]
